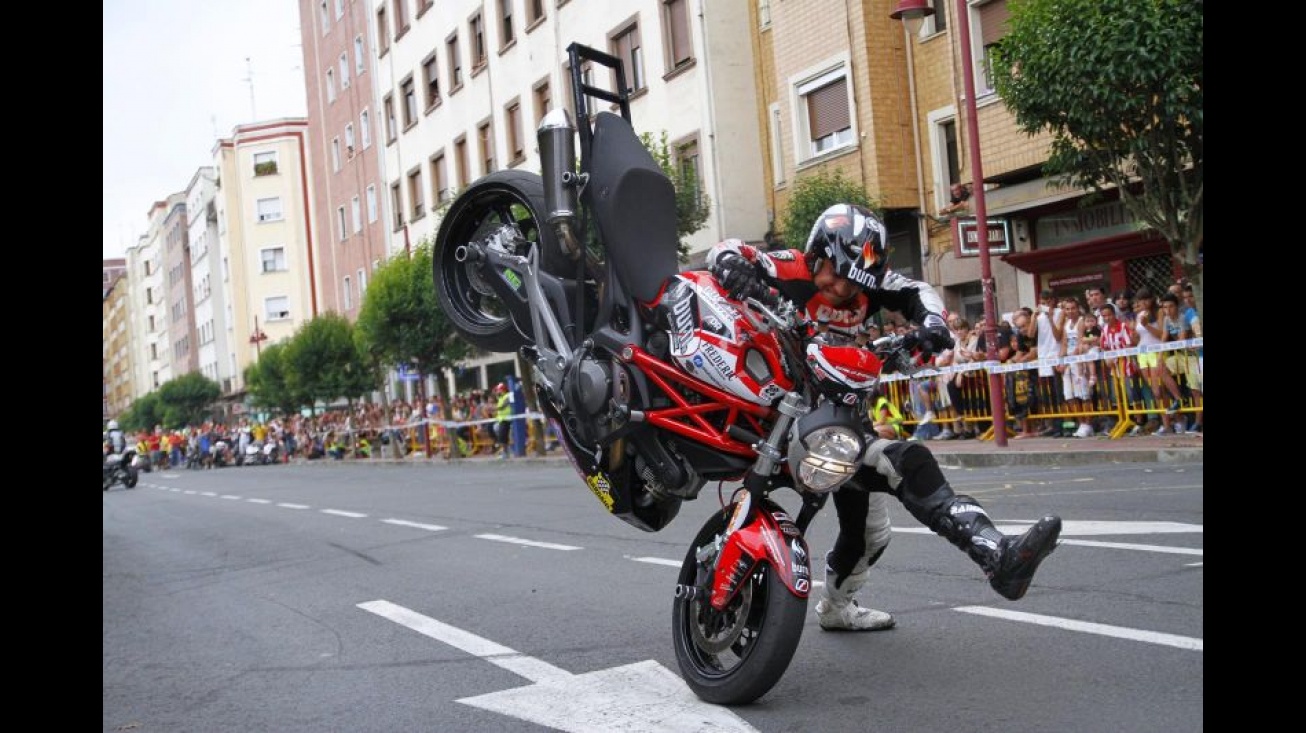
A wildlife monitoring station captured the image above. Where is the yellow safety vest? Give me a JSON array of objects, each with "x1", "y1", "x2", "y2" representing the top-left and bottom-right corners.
[{"x1": 872, "y1": 396, "x2": 905, "y2": 438}]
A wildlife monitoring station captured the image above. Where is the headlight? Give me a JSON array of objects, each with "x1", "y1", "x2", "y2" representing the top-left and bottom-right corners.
[{"x1": 797, "y1": 425, "x2": 864, "y2": 493}]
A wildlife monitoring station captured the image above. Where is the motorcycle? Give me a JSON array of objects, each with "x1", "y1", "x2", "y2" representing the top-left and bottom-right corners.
[
  {"x1": 103, "y1": 448, "x2": 140, "y2": 491},
  {"x1": 432, "y1": 42, "x2": 923, "y2": 705}
]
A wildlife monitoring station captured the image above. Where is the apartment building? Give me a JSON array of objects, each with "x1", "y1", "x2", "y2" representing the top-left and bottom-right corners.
[
  {"x1": 103, "y1": 271, "x2": 132, "y2": 420},
  {"x1": 125, "y1": 196, "x2": 178, "y2": 396},
  {"x1": 186, "y1": 166, "x2": 235, "y2": 393},
  {"x1": 212, "y1": 118, "x2": 316, "y2": 392},
  {"x1": 163, "y1": 188, "x2": 198, "y2": 377},
  {"x1": 300, "y1": 0, "x2": 392, "y2": 321}
]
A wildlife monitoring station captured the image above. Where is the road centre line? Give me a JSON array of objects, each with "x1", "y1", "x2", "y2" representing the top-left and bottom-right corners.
[
  {"x1": 382, "y1": 518, "x2": 448, "y2": 532},
  {"x1": 955, "y1": 606, "x2": 1202, "y2": 651},
  {"x1": 322, "y1": 509, "x2": 368, "y2": 518},
  {"x1": 276, "y1": 502, "x2": 311, "y2": 509},
  {"x1": 475, "y1": 534, "x2": 582, "y2": 551}
]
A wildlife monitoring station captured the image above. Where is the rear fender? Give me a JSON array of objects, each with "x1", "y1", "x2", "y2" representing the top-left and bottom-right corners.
[{"x1": 708, "y1": 494, "x2": 812, "y2": 610}]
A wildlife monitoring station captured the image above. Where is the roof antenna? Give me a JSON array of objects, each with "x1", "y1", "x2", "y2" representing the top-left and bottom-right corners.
[{"x1": 243, "y1": 57, "x2": 257, "y2": 120}]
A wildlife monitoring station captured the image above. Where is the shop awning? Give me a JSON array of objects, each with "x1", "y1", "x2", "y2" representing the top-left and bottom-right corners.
[{"x1": 1001, "y1": 232, "x2": 1169, "y2": 274}]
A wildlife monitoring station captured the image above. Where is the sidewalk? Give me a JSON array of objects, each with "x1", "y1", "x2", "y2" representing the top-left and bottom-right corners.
[{"x1": 358, "y1": 430, "x2": 1202, "y2": 469}]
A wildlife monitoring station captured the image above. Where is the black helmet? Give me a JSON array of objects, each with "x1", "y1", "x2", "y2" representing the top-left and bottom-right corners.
[{"x1": 803, "y1": 204, "x2": 889, "y2": 290}]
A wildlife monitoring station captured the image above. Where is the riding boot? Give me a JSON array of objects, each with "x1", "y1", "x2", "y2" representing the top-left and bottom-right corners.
[
  {"x1": 907, "y1": 489, "x2": 1061, "y2": 601},
  {"x1": 815, "y1": 551, "x2": 895, "y2": 631}
]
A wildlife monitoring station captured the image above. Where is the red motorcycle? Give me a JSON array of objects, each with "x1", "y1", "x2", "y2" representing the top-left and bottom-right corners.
[{"x1": 433, "y1": 42, "x2": 921, "y2": 705}]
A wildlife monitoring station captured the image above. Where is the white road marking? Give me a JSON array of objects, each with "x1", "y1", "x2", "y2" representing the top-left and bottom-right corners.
[
  {"x1": 246, "y1": 498, "x2": 272, "y2": 504},
  {"x1": 358, "y1": 600, "x2": 759, "y2": 732},
  {"x1": 629, "y1": 556, "x2": 680, "y2": 567},
  {"x1": 1058, "y1": 539, "x2": 1202, "y2": 556},
  {"x1": 322, "y1": 509, "x2": 368, "y2": 518},
  {"x1": 954, "y1": 606, "x2": 1202, "y2": 651},
  {"x1": 219, "y1": 495, "x2": 242, "y2": 500},
  {"x1": 475, "y1": 534, "x2": 581, "y2": 551},
  {"x1": 276, "y1": 502, "x2": 311, "y2": 509},
  {"x1": 382, "y1": 518, "x2": 448, "y2": 532}
]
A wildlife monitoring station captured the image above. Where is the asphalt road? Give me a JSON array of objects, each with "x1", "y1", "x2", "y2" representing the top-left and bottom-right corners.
[{"x1": 103, "y1": 458, "x2": 1203, "y2": 733}]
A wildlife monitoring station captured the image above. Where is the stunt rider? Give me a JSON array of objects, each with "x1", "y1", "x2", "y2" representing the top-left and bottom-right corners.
[{"x1": 707, "y1": 203, "x2": 1062, "y2": 631}]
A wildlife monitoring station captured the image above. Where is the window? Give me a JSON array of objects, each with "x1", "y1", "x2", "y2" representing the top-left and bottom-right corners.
[
  {"x1": 533, "y1": 78, "x2": 551, "y2": 127},
  {"x1": 253, "y1": 151, "x2": 278, "y2": 176},
  {"x1": 376, "y1": 5, "x2": 389, "y2": 56},
  {"x1": 326, "y1": 68, "x2": 337, "y2": 102},
  {"x1": 256, "y1": 197, "x2": 283, "y2": 222},
  {"x1": 345, "y1": 123, "x2": 356, "y2": 155},
  {"x1": 505, "y1": 99, "x2": 524, "y2": 165},
  {"x1": 334, "y1": 0, "x2": 343, "y2": 19},
  {"x1": 768, "y1": 102, "x2": 784, "y2": 186},
  {"x1": 422, "y1": 52, "x2": 441, "y2": 111},
  {"x1": 525, "y1": 0, "x2": 545, "y2": 28},
  {"x1": 261, "y1": 247, "x2": 287, "y2": 273},
  {"x1": 337, "y1": 205, "x2": 348, "y2": 240},
  {"x1": 359, "y1": 267, "x2": 368, "y2": 297},
  {"x1": 332, "y1": 137, "x2": 341, "y2": 171},
  {"x1": 265, "y1": 296, "x2": 291, "y2": 322},
  {"x1": 674, "y1": 135, "x2": 703, "y2": 208},
  {"x1": 431, "y1": 151, "x2": 448, "y2": 204},
  {"x1": 611, "y1": 23, "x2": 645, "y2": 92},
  {"x1": 355, "y1": 35, "x2": 366, "y2": 75},
  {"x1": 470, "y1": 12, "x2": 487, "y2": 71},
  {"x1": 390, "y1": 182, "x2": 404, "y2": 230},
  {"x1": 401, "y1": 75, "x2": 418, "y2": 128},
  {"x1": 344, "y1": 276, "x2": 353, "y2": 309},
  {"x1": 394, "y1": 0, "x2": 410, "y2": 38},
  {"x1": 408, "y1": 166, "x2": 425, "y2": 219},
  {"x1": 366, "y1": 185, "x2": 378, "y2": 222},
  {"x1": 446, "y1": 33, "x2": 463, "y2": 92},
  {"x1": 922, "y1": 0, "x2": 948, "y2": 35},
  {"x1": 795, "y1": 61, "x2": 853, "y2": 160},
  {"x1": 499, "y1": 0, "x2": 515, "y2": 50},
  {"x1": 339, "y1": 52, "x2": 350, "y2": 89},
  {"x1": 417, "y1": 0, "x2": 433, "y2": 17},
  {"x1": 454, "y1": 135, "x2": 469, "y2": 189},
  {"x1": 758, "y1": 0, "x2": 771, "y2": 28},
  {"x1": 320, "y1": 0, "x2": 330, "y2": 33},
  {"x1": 971, "y1": 0, "x2": 1010, "y2": 95},
  {"x1": 477, "y1": 119, "x2": 495, "y2": 175},
  {"x1": 927, "y1": 107, "x2": 962, "y2": 211},
  {"x1": 360, "y1": 109, "x2": 372, "y2": 148},
  {"x1": 351, "y1": 195, "x2": 362, "y2": 233},
  {"x1": 662, "y1": 0, "x2": 693, "y2": 72},
  {"x1": 384, "y1": 94, "x2": 397, "y2": 143}
]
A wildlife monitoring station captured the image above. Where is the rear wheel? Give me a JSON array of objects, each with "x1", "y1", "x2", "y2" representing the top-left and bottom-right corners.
[
  {"x1": 433, "y1": 170, "x2": 573, "y2": 353},
  {"x1": 123, "y1": 468, "x2": 139, "y2": 489},
  {"x1": 672, "y1": 509, "x2": 808, "y2": 705}
]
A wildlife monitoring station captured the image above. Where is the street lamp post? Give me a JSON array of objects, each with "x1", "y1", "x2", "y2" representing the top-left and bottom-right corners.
[
  {"x1": 891, "y1": 0, "x2": 1008, "y2": 446},
  {"x1": 249, "y1": 316, "x2": 268, "y2": 360}
]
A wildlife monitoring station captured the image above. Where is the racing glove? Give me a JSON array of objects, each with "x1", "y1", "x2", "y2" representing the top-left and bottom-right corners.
[
  {"x1": 712, "y1": 252, "x2": 762, "y2": 300},
  {"x1": 902, "y1": 325, "x2": 954, "y2": 359}
]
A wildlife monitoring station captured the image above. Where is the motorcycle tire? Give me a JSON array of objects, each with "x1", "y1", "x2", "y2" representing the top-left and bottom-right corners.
[
  {"x1": 123, "y1": 468, "x2": 139, "y2": 489},
  {"x1": 433, "y1": 170, "x2": 573, "y2": 353},
  {"x1": 672, "y1": 508, "x2": 808, "y2": 705}
]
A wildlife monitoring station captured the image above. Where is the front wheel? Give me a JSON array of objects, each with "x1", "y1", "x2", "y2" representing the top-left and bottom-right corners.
[
  {"x1": 433, "y1": 170, "x2": 572, "y2": 354},
  {"x1": 672, "y1": 509, "x2": 808, "y2": 705},
  {"x1": 123, "y1": 467, "x2": 139, "y2": 489}
]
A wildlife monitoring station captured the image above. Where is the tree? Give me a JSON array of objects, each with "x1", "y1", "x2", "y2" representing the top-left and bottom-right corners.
[
  {"x1": 244, "y1": 341, "x2": 309, "y2": 417},
  {"x1": 155, "y1": 372, "x2": 222, "y2": 427},
  {"x1": 355, "y1": 238, "x2": 471, "y2": 455},
  {"x1": 992, "y1": 0, "x2": 1203, "y2": 309},
  {"x1": 778, "y1": 169, "x2": 882, "y2": 250},
  {"x1": 640, "y1": 131, "x2": 712, "y2": 262},
  {"x1": 283, "y1": 312, "x2": 373, "y2": 412},
  {"x1": 119, "y1": 392, "x2": 164, "y2": 433}
]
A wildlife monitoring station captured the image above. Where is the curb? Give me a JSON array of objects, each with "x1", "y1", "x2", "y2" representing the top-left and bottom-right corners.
[{"x1": 932, "y1": 447, "x2": 1204, "y2": 468}]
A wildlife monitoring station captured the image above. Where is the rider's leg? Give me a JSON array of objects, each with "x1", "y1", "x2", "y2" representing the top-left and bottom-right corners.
[
  {"x1": 866, "y1": 439, "x2": 1061, "y2": 601},
  {"x1": 815, "y1": 487, "x2": 895, "y2": 631}
]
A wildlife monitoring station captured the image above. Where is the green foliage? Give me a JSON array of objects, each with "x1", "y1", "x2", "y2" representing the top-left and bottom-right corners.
[
  {"x1": 155, "y1": 372, "x2": 222, "y2": 427},
  {"x1": 282, "y1": 311, "x2": 373, "y2": 409},
  {"x1": 245, "y1": 341, "x2": 309, "y2": 416},
  {"x1": 991, "y1": 0, "x2": 1203, "y2": 307},
  {"x1": 778, "y1": 170, "x2": 881, "y2": 250},
  {"x1": 118, "y1": 393, "x2": 163, "y2": 432},
  {"x1": 354, "y1": 237, "x2": 470, "y2": 403},
  {"x1": 639, "y1": 131, "x2": 712, "y2": 262}
]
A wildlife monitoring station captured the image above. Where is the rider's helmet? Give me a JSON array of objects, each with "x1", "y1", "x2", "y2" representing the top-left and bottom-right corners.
[
  {"x1": 494, "y1": 382, "x2": 508, "y2": 395},
  {"x1": 803, "y1": 204, "x2": 889, "y2": 289},
  {"x1": 107, "y1": 419, "x2": 120, "y2": 431}
]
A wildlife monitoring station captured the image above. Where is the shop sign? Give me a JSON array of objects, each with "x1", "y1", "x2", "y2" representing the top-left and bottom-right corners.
[
  {"x1": 1035, "y1": 200, "x2": 1145, "y2": 248},
  {"x1": 1048, "y1": 272, "x2": 1104, "y2": 288},
  {"x1": 955, "y1": 217, "x2": 1012, "y2": 256}
]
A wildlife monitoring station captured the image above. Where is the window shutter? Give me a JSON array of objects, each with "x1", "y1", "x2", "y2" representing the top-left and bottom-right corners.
[
  {"x1": 807, "y1": 78, "x2": 849, "y2": 140},
  {"x1": 979, "y1": 0, "x2": 1010, "y2": 47}
]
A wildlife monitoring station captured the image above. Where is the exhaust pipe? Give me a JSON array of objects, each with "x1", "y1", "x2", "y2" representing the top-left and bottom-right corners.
[{"x1": 537, "y1": 108, "x2": 581, "y2": 258}]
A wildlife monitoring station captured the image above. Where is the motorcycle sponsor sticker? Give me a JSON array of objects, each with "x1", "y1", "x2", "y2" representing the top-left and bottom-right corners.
[
  {"x1": 847, "y1": 267, "x2": 878, "y2": 289},
  {"x1": 794, "y1": 578, "x2": 810, "y2": 594},
  {"x1": 500, "y1": 268, "x2": 523, "y2": 291},
  {"x1": 700, "y1": 343, "x2": 736, "y2": 381},
  {"x1": 760, "y1": 383, "x2": 785, "y2": 403},
  {"x1": 768, "y1": 250, "x2": 796, "y2": 261},
  {"x1": 585, "y1": 472, "x2": 616, "y2": 511}
]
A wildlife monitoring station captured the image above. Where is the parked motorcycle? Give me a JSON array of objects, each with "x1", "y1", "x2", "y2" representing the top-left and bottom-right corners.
[
  {"x1": 103, "y1": 448, "x2": 140, "y2": 491},
  {"x1": 433, "y1": 42, "x2": 925, "y2": 705}
]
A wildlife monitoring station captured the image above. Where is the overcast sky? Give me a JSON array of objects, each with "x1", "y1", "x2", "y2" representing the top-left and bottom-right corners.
[{"x1": 103, "y1": 0, "x2": 307, "y2": 260}]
